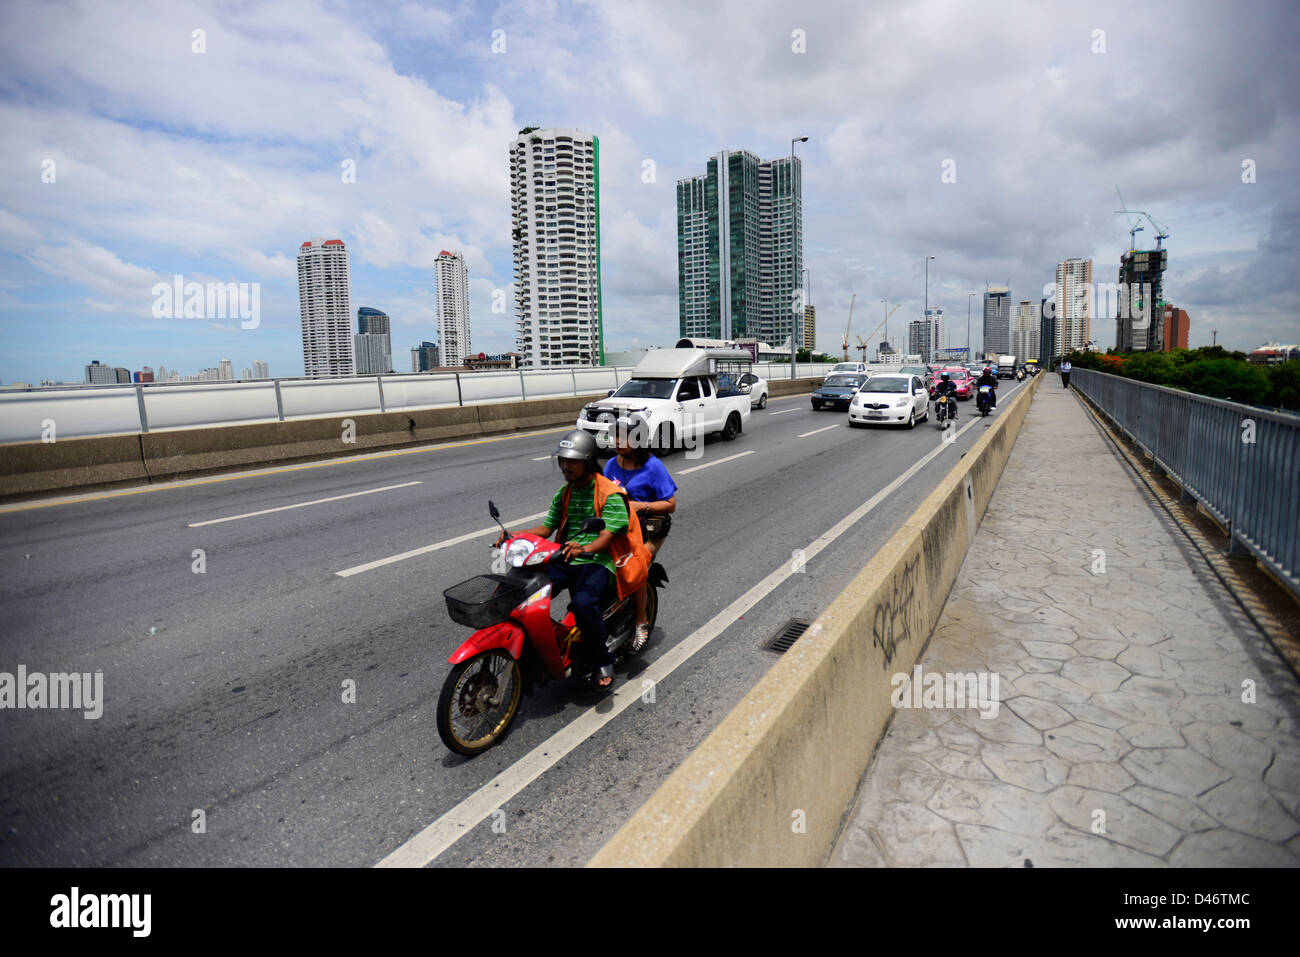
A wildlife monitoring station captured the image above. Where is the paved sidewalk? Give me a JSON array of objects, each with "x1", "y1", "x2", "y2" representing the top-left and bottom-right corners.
[{"x1": 829, "y1": 382, "x2": 1300, "y2": 867}]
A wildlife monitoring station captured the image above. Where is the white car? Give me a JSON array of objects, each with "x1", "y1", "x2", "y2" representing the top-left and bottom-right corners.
[
  {"x1": 848, "y1": 374, "x2": 930, "y2": 429},
  {"x1": 826, "y1": 361, "x2": 868, "y2": 379},
  {"x1": 739, "y1": 372, "x2": 769, "y2": 409}
]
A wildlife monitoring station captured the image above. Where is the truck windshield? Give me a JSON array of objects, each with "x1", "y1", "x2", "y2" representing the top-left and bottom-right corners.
[{"x1": 613, "y1": 378, "x2": 678, "y2": 400}]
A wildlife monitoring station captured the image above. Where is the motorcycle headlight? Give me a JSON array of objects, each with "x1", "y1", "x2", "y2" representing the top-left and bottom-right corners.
[{"x1": 506, "y1": 539, "x2": 535, "y2": 567}]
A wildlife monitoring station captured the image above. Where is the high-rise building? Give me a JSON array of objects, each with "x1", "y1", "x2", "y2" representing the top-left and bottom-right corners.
[
  {"x1": 253, "y1": 360, "x2": 269, "y2": 379},
  {"x1": 1039, "y1": 298, "x2": 1056, "y2": 368},
  {"x1": 510, "y1": 128, "x2": 602, "y2": 367},
  {"x1": 240, "y1": 367, "x2": 252, "y2": 380},
  {"x1": 411, "y1": 340, "x2": 439, "y2": 372},
  {"x1": 434, "y1": 251, "x2": 471, "y2": 367},
  {"x1": 983, "y1": 285, "x2": 1011, "y2": 357},
  {"x1": 803, "y1": 305, "x2": 816, "y2": 355},
  {"x1": 1115, "y1": 248, "x2": 1168, "y2": 351},
  {"x1": 1162, "y1": 304, "x2": 1190, "y2": 351},
  {"x1": 1010, "y1": 300, "x2": 1040, "y2": 361},
  {"x1": 219, "y1": 358, "x2": 233, "y2": 381},
  {"x1": 357, "y1": 306, "x2": 390, "y2": 337},
  {"x1": 297, "y1": 238, "x2": 355, "y2": 377},
  {"x1": 157, "y1": 365, "x2": 167, "y2": 382},
  {"x1": 676, "y1": 149, "x2": 803, "y2": 348},
  {"x1": 354, "y1": 333, "x2": 392, "y2": 375},
  {"x1": 908, "y1": 309, "x2": 944, "y2": 364},
  {"x1": 1055, "y1": 258, "x2": 1093, "y2": 354}
]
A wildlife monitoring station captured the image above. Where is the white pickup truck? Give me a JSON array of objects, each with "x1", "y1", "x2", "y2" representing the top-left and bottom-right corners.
[{"x1": 576, "y1": 347, "x2": 753, "y2": 452}]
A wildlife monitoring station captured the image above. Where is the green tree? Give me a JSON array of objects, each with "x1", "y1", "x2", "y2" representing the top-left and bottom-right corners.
[
  {"x1": 1122, "y1": 351, "x2": 1181, "y2": 385},
  {"x1": 1181, "y1": 359, "x2": 1269, "y2": 404},
  {"x1": 1265, "y1": 361, "x2": 1300, "y2": 410}
]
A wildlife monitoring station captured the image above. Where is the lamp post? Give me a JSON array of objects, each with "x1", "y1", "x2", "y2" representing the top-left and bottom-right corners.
[
  {"x1": 924, "y1": 255, "x2": 935, "y2": 364},
  {"x1": 790, "y1": 136, "x2": 807, "y2": 378},
  {"x1": 967, "y1": 292, "x2": 975, "y2": 362},
  {"x1": 880, "y1": 298, "x2": 888, "y2": 360}
]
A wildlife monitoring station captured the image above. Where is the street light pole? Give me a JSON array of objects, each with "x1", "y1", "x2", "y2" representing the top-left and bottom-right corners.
[
  {"x1": 967, "y1": 292, "x2": 975, "y2": 362},
  {"x1": 924, "y1": 255, "x2": 935, "y2": 364},
  {"x1": 881, "y1": 298, "x2": 888, "y2": 360},
  {"x1": 790, "y1": 136, "x2": 807, "y2": 379}
]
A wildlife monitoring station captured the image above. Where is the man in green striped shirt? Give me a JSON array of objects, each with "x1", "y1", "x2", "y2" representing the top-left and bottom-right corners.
[{"x1": 507, "y1": 431, "x2": 628, "y2": 688}]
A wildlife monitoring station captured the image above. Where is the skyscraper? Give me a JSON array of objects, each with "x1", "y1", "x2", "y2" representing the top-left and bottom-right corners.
[
  {"x1": 510, "y1": 128, "x2": 602, "y2": 367},
  {"x1": 253, "y1": 360, "x2": 269, "y2": 379},
  {"x1": 982, "y1": 285, "x2": 1011, "y2": 358},
  {"x1": 218, "y1": 358, "x2": 233, "y2": 381},
  {"x1": 297, "y1": 238, "x2": 355, "y2": 377},
  {"x1": 803, "y1": 305, "x2": 816, "y2": 356},
  {"x1": 1055, "y1": 258, "x2": 1093, "y2": 354},
  {"x1": 434, "y1": 251, "x2": 471, "y2": 367},
  {"x1": 1115, "y1": 248, "x2": 1167, "y2": 351},
  {"x1": 1010, "y1": 300, "x2": 1040, "y2": 361},
  {"x1": 908, "y1": 309, "x2": 944, "y2": 364},
  {"x1": 411, "y1": 340, "x2": 439, "y2": 372},
  {"x1": 355, "y1": 307, "x2": 393, "y2": 375},
  {"x1": 676, "y1": 149, "x2": 803, "y2": 347},
  {"x1": 357, "y1": 306, "x2": 390, "y2": 337}
]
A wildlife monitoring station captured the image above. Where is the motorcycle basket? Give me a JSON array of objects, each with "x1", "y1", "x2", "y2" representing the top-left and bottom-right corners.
[{"x1": 444, "y1": 574, "x2": 529, "y2": 629}]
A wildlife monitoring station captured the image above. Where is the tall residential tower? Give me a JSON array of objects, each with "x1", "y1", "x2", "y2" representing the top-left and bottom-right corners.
[
  {"x1": 297, "y1": 238, "x2": 355, "y2": 377},
  {"x1": 434, "y1": 251, "x2": 471, "y2": 367},
  {"x1": 1055, "y1": 258, "x2": 1093, "y2": 354},
  {"x1": 510, "y1": 128, "x2": 602, "y2": 367},
  {"x1": 676, "y1": 149, "x2": 803, "y2": 347}
]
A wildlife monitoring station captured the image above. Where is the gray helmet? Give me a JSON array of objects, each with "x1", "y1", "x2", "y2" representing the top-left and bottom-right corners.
[{"x1": 555, "y1": 429, "x2": 599, "y2": 467}]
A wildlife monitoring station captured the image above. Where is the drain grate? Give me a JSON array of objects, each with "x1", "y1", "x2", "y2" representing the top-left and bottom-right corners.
[{"x1": 765, "y1": 618, "x2": 811, "y2": 654}]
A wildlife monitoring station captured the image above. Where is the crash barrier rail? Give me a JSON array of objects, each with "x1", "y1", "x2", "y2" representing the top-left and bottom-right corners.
[
  {"x1": 0, "y1": 378, "x2": 832, "y2": 499},
  {"x1": 589, "y1": 373, "x2": 1044, "y2": 867},
  {"x1": 1071, "y1": 368, "x2": 1299, "y2": 600},
  {"x1": 0, "y1": 362, "x2": 846, "y2": 443}
]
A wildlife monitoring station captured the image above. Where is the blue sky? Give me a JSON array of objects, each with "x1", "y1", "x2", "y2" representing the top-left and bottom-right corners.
[{"x1": 1, "y1": 0, "x2": 1296, "y2": 384}]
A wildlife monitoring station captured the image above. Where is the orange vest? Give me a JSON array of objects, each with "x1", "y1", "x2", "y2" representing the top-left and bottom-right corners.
[{"x1": 559, "y1": 473, "x2": 651, "y2": 600}]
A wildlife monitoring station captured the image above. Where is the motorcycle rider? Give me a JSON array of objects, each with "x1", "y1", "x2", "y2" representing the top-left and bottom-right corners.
[
  {"x1": 501, "y1": 430, "x2": 629, "y2": 689},
  {"x1": 933, "y1": 372, "x2": 958, "y2": 419},
  {"x1": 976, "y1": 365, "x2": 999, "y2": 409}
]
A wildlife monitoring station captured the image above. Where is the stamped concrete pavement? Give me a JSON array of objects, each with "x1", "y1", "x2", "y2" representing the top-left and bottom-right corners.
[{"x1": 829, "y1": 379, "x2": 1300, "y2": 867}]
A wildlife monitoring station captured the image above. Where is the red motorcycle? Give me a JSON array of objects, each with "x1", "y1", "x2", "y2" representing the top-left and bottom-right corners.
[{"x1": 436, "y1": 501, "x2": 668, "y2": 756}]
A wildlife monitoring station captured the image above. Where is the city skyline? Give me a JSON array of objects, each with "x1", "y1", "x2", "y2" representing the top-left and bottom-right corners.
[{"x1": 2, "y1": 1, "x2": 1297, "y2": 385}]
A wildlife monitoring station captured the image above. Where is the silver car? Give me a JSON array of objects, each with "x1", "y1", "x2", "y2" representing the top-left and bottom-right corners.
[{"x1": 848, "y1": 374, "x2": 930, "y2": 428}]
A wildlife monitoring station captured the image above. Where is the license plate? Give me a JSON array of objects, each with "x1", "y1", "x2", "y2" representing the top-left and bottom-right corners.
[{"x1": 867, "y1": 411, "x2": 883, "y2": 418}]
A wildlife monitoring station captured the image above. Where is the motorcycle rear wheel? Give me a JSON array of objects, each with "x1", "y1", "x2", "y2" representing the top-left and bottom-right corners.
[{"x1": 437, "y1": 650, "x2": 523, "y2": 756}]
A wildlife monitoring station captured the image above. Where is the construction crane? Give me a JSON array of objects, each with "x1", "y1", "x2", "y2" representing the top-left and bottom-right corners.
[
  {"x1": 1131, "y1": 210, "x2": 1170, "y2": 250},
  {"x1": 1114, "y1": 186, "x2": 1144, "y2": 251},
  {"x1": 858, "y1": 303, "x2": 901, "y2": 359},
  {"x1": 841, "y1": 293, "x2": 856, "y2": 360}
]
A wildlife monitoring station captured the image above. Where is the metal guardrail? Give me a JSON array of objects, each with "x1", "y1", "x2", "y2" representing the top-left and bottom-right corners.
[
  {"x1": 1071, "y1": 367, "x2": 1300, "y2": 599},
  {"x1": 0, "y1": 362, "x2": 845, "y2": 443}
]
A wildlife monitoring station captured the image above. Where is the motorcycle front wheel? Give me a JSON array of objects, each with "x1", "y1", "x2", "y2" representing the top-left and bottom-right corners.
[{"x1": 437, "y1": 649, "x2": 523, "y2": 756}]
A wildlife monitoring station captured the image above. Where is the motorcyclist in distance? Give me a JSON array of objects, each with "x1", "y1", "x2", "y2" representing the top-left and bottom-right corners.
[
  {"x1": 933, "y1": 372, "x2": 959, "y2": 419},
  {"x1": 977, "y1": 365, "x2": 999, "y2": 409}
]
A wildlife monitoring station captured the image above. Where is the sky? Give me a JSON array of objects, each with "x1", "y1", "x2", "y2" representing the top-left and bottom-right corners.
[{"x1": 1, "y1": 0, "x2": 1297, "y2": 384}]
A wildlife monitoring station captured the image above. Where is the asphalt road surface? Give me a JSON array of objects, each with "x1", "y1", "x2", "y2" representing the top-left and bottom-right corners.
[{"x1": 0, "y1": 377, "x2": 1026, "y2": 866}]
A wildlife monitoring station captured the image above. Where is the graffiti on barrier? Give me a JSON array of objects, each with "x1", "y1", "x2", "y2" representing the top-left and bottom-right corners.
[{"x1": 871, "y1": 554, "x2": 919, "y2": 667}]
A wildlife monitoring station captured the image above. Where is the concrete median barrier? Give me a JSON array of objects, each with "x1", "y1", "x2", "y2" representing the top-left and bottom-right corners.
[
  {"x1": 477, "y1": 394, "x2": 605, "y2": 436},
  {"x1": 0, "y1": 434, "x2": 149, "y2": 497},
  {"x1": 589, "y1": 372, "x2": 1043, "y2": 867},
  {"x1": 767, "y1": 376, "x2": 821, "y2": 398}
]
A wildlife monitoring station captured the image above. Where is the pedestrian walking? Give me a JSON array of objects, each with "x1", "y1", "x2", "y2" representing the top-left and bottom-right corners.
[{"x1": 1060, "y1": 359, "x2": 1072, "y2": 389}]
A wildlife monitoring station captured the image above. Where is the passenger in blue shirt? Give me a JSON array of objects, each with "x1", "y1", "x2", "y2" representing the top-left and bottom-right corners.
[{"x1": 605, "y1": 415, "x2": 678, "y2": 653}]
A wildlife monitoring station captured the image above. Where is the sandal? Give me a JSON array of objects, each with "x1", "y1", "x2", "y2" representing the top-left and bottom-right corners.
[{"x1": 631, "y1": 623, "x2": 651, "y2": 654}]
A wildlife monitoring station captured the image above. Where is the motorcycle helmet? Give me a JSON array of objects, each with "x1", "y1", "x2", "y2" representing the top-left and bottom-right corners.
[
  {"x1": 941, "y1": 372, "x2": 950, "y2": 380},
  {"x1": 555, "y1": 429, "x2": 599, "y2": 470}
]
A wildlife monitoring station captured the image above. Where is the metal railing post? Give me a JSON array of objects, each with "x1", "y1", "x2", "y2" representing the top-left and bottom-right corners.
[
  {"x1": 571, "y1": 370, "x2": 578, "y2": 397},
  {"x1": 274, "y1": 379, "x2": 285, "y2": 421},
  {"x1": 455, "y1": 374, "x2": 463, "y2": 407},
  {"x1": 1227, "y1": 412, "x2": 1246, "y2": 554},
  {"x1": 376, "y1": 375, "x2": 387, "y2": 414},
  {"x1": 520, "y1": 371, "x2": 527, "y2": 401},
  {"x1": 135, "y1": 384, "x2": 149, "y2": 434}
]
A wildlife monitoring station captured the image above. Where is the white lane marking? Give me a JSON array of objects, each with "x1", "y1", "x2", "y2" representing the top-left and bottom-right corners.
[
  {"x1": 532, "y1": 456, "x2": 551, "y2": 461},
  {"x1": 798, "y1": 423, "x2": 841, "y2": 438},
  {"x1": 335, "y1": 511, "x2": 549, "y2": 577},
  {"x1": 374, "y1": 415, "x2": 983, "y2": 868},
  {"x1": 767, "y1": 409, "x2": 798, "y2": 416},
  {"x1": 188, "y1": 482, "x2": 422, "y2": 528},
  {"x1": 677, "y1": 450, "x2": 756, "y2": 474}
]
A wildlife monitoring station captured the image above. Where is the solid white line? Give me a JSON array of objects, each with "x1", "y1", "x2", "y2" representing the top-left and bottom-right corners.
[
  {"x1": 677, "y1": 450, "x2": 756, "y2": 474},
  {"x1": 335, "y1": 511, "x2": 550, "y2": 577},
  {"x1": 374, "y1": 414, "x2": 983, "y2": 868},
  {"x1": 798, "y1": 423, "x2": 841, "y2": 438},
  {"x1": 188, "y1": 482, "x2": 422, "y2": 527},
  {"x1": 531, "y1": 455, "x2": 551, "y2": 461},
  {"x1": 767, "y1": 409, "x2": 798, "y2": 416}
]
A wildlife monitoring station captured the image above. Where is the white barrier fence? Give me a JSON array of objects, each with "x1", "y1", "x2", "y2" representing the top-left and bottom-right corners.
[{"x1": 0, "y1": 362, "x2": 846, "y2": 442}]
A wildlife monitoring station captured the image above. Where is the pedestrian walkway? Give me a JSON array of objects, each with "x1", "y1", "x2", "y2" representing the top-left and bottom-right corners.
[{"x1": 829, "y1": 381, "x2": 1300, "y2": 867}]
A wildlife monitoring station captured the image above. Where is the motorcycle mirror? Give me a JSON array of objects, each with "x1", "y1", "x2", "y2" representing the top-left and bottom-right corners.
[{"x1": 489, "y1": 501, "x2": 500, "y2": 520}]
